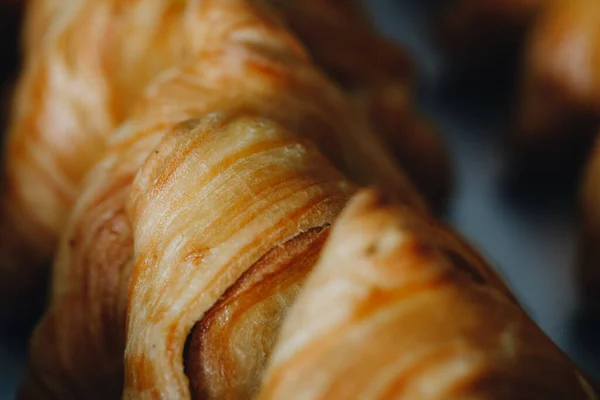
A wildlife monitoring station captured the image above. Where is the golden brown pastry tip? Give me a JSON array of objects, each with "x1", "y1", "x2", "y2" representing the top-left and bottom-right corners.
[
  {"x1": 0, "y1": 0, "x2": 290, "y2": 320},
  {"x1": 268, "y1": 0, "x2": 453, "y2": 209},
  {"x1": 257, "y1": 189, "x2": 596, "y2": 400},
  {"x1": 512, "y1": 0, "x2": 600, "y2": 174},
  {"x1": 20, "y1": 0, "x2": 424, "y2": 397},
  {"x1": 441, "y1": 0, "x2": 547, "y2": 68}
]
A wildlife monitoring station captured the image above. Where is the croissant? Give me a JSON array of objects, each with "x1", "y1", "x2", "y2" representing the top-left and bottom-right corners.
[
  {"x1": 123, "y1": 108, "x2": 513, "y2": 399},
  {"x1": 512, "y1": 0, "x2": 600, "y2": 175},
  {"x1": 20, "y1": 1, "x2": 425, "y2": 398},
  {"x1": 121, "y1": 113, "x2": 352, "y2": 399},
  {"x1": 0, "y1": 0, "x2": 451, "y2": 320},
  {"x1": 258, "y1": 189, "x2": 597, "y2": 400},
  {"x1": 441, "y1": 0, "x2": 547, "y2": 67}
]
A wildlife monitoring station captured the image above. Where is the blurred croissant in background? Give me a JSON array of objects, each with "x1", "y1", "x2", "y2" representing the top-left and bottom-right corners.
[
  {"x1": 0, "y1": 0, "x2": 452, "y2": 322},
  {"x1": 123, "y1": 113, "x2": 353, "y2": 400},
  {"x1": 442, "y1": 0, "x2": 600, "y2": 309},
  {"x1": 441, "y1": 0, "x2": 600, "y2": 174}
]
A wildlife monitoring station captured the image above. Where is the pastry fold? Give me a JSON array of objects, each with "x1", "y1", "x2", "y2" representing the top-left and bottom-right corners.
[
  {"x1": 257, "y1": 189, "x2": 597, "y2": 400},
  {"x1": 1, "y1": 0, "x2": 450, "y2": 319},
  {"x1": 20, "y1": 1, "x2": 423, "y2": 398},
  {"x1": 124, "y1": 113, "x2": 353, "y2": 399}
]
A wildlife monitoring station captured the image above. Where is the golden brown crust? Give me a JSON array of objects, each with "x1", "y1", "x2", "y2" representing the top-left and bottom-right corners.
[
  {"x1": 1, "y1": 0, "x2": 434, "y2": 322},
  {"x1": 257, "y1": 189, "x2": 595, "y2": 400},
  {"x1": 22, "y1": 1, "x2": 423, "y2": 397},
  {"x1": 186, "y1": 226, "x2": 329, "y2": 400}
]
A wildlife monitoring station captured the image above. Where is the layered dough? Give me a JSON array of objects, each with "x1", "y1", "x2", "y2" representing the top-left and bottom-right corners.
[
  {"x1": 186, "y1": 226, "x2": 329, "y2": 399},
  {"x1": 18, "y1": 1, "x2": 593, "y2": 399},
  {"x1": 20, "y1": 1, "x2": 423, "y2": 398},
  {"x1": 257, "y1": 189, "x2": 596, "y2": 400},
  {"x1": 0, "y1": 0, "x2": 229, "y2": 318},
  {"x1": 123, "y1": 114, "x2": 513, "y2": 399},
  {"x1": 0, "y1": 0, "x2": 451, "y2": 321},
  {"x1": 124, "y1": 114, "x2": 353, "y2": 399}
]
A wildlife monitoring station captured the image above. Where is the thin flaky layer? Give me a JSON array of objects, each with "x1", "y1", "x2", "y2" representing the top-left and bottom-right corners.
[
  {"x1": 1, "y1": 0, "x2": 430, "y2": 319},
  {"x1": 2, "y1": 0, "x2": 253, "y2": 319},
  {"x1": 186, "y1": 226, "x2": 330, "y2": 400},
  {"x1": 257, "y1": 189, "x2": 595, "y2": 400},
  {"x1": 124, "y1": 114, "x2": 354, "y2": 399}
]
